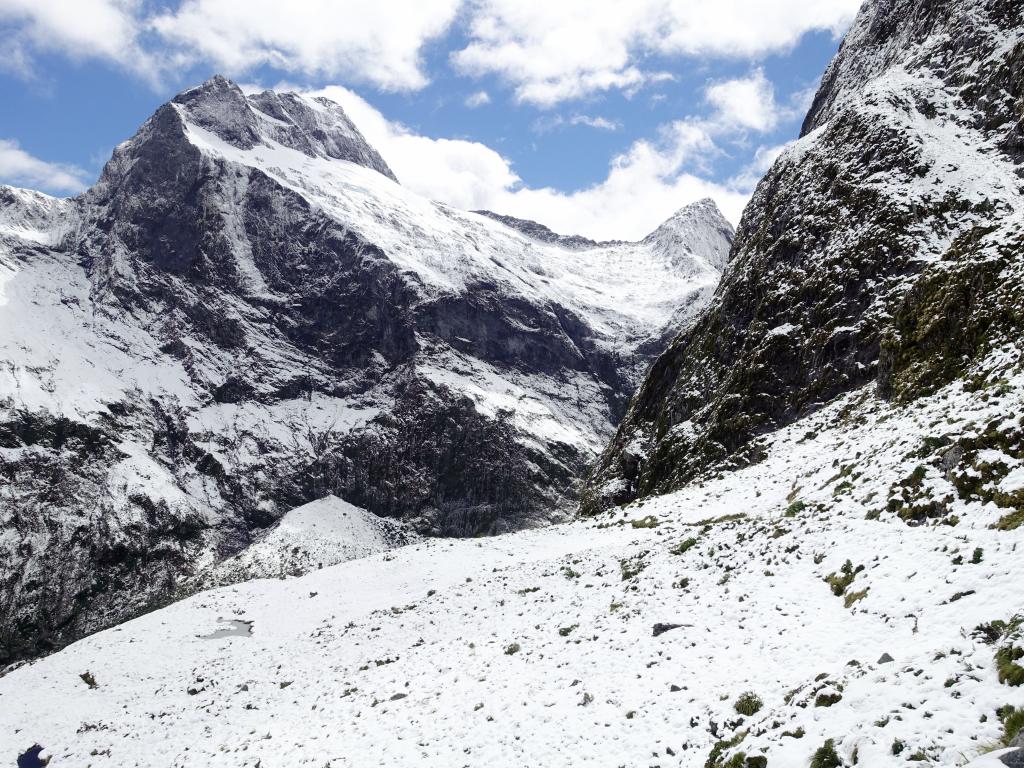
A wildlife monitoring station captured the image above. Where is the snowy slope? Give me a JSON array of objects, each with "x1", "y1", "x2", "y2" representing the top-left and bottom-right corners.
[{"x1": 2, "y1": 346, "x2": 1021, "y2": 767}]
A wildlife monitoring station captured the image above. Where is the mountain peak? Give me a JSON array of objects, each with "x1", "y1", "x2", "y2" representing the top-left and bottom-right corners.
[
  {"x1": 169, "y1": 75, "x2": 397, "y2": 181},
  {"x1": 172, "y1": 74, "x2": 261, "y2": 149},
  {"x1": 643, "y1": 198, "x2": 734, "y2": 272}
]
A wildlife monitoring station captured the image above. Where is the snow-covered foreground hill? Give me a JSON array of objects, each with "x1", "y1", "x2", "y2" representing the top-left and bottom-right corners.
[{"x1": 3, "y1": 350, "x2": 1021, "y2": 767}]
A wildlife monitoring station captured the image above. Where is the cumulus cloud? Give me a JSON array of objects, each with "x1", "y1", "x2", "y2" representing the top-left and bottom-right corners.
[
  {"x1": 149, "y1": 0, "x2": 461, "y2": 90},
  {"x1": 312, "y1": 86, "x2": 753, "y2": 240},
  {"x1": 0, "y1": 139, "x2": 91, "y2": 193},
  {"x1": 0, "y1": 0, "x2": 156, "y2": 80},
  {"x1": 0, "y1": 0, "x2": 460, "y2": 90},
  {"x1": 0, "y1": 0, "x2": 855, "y2": 104},
  {"x1": 705, "y1": 69, "x2": 782, "y2": 133},
  {"x1": 452, "y1": 0, "x2": 859, "y2": 105}
]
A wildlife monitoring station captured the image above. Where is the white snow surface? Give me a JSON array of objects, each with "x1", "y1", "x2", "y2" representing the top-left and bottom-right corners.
[{"x1": 3, "y1": 353, "x2": 1022, "y2": 767}]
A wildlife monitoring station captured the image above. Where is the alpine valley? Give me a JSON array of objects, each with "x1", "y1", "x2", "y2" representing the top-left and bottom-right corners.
[{"x1": 1, "y1": 0, "x2": 1023, "y2": 767}]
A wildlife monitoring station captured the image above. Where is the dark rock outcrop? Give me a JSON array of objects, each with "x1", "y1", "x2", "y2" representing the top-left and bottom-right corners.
[{"x1": 583, "y1": 0, "x2": 1024, "y2": 513}]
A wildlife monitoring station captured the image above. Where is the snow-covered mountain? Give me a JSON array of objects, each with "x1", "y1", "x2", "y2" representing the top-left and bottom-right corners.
[
  {"x1": 0, "y1": 76, "x2": 731, "y2": 664},
  {"x1": 3, "y1": 1, "x2": 1023, "y2": 766}
]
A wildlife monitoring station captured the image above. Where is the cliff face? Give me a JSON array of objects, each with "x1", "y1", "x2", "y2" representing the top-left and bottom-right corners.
[
  {"x1": 0, "y1": 77, "x2": 732, "y2": 664},
  {"x1": 584, "y1": 0, "x2": 1024, "y2": 513}
]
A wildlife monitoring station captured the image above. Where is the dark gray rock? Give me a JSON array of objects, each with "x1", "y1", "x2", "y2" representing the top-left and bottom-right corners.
[
  {"x1": 1001, "y1": 748, "x2": 1024, "y2": 767},
  {"x1": 652, "y1": 623, "x2": 685, "y2": 637}
]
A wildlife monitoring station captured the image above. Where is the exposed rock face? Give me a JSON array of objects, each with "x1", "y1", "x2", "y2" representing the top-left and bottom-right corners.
[
  {"x1": 0, "y1": 77, "x2": 732, "y2": 663},
  {"x1": 583, "y1": 0, "x2": 1024, "y2": 513}
]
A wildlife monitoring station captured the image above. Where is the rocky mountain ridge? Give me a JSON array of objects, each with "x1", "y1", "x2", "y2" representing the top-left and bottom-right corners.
[{"x1": 584, "y1": 0, "x2": 1024, "y2": 512}]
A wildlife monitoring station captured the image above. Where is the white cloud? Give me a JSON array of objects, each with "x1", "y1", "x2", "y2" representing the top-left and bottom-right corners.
[
  {"x1": 0, "y1": 0, "x2": 857, "y2": 105},
  {"x1": 453, "y1": 0, "x2": 860, "y2": 105},
  {"x1": 312, "y1": 86, "x2": 751, "y2": 240},
  {"x1": 0, "y1": 0, "x2": 156, "y2": 80},
  {"x1": 464, "y1": 90, "x2": 491, "y2": 108},
  {"x1": 705, "y1": 69, "x2": 781, "y2": 133},
  {"x1": 149, "y1": 0, "x2": 461, "y2": 90},
  {"x1": 0, "y1": 0, "x2": 461, "y2": 90},
  {"x1": 570, "y1": 115, "x2": 621, "y2": 131},
  {"x1": 729, "y1": 142, "x2": 790, "y2": 192},
  {"x1": 0, "y1": 139, "x2": 91, "y2": 193}
]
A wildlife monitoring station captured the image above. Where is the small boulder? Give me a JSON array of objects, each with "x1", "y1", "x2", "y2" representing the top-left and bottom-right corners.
[
  {"x1": 878, "y1": 653, "x2": 895, "y2": 664},
  {"x1": 653, "y1": 623, "x2": 684, "y2": 637}
]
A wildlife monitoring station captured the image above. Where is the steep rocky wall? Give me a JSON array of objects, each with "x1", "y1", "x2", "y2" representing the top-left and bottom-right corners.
[{"x1": 584, "y1": 0, "x2": 1024, "y2": 513}]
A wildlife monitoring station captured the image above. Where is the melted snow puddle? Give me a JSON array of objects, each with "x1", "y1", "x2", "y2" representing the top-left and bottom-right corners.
[{"x1": 198, "y1": 619, "x2": 253, "y2": 640}]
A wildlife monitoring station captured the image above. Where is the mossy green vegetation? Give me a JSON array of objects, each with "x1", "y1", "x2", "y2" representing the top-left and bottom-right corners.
[
  {"x1": 998, "y1": 705, "x2": 1024, "y2": 745},
  {"x1": 810, "y1": 738, "x2": 842, "y2": 768},
  {"x1": 824, "y1": 560, "x2": 863, "y2": 597},
  {"x1": 704, "y1": 730, "x2": 746, "y2": 768},
  {"x1": 670, "y1": 537, "x2": 698, "y2": 555},
  {"x1": 733, "y1": 691, "x2": 763, "y2": 717},
  {"x1": 996, "y1": 645, "x2": 1024, "y2": 686}
]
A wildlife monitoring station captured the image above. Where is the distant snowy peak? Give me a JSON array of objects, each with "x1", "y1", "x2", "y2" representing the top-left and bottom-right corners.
[
  {"x1": 172, "y1": 75, "x2": 397, "y2": 181},
  {"x1": 473, "y1": 198, "x2": 734, "y2": 268},
  {"x1": 0, "y1": 186, "x2": 73, "y2": 245},
  {"x1": 642, "y1": 197, "x2": 734, "y2": 273}
]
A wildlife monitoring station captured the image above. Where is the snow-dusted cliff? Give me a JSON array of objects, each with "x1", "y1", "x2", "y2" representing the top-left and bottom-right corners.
[{"x1": 585, "y1": 0, "x2": 1024, "y2": 511}]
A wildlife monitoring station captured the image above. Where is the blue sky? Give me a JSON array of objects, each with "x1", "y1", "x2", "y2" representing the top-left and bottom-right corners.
[{"x1": 0, "y1": 1, "x2": 862, "y2": 239}]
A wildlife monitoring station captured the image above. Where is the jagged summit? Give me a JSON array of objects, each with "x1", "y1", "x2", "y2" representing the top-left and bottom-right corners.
[
  {"x1": 474, "y1": 198, "x2": 733, "y2": 266},
  {"x1": 170, "y1": 75, "x2": 397, "y2": 181},
  {"x1": 803, "y1": 0, "x2": 1024, "y2": 138},
  {"x1": 642, "y1": 198, "x2": 734, "y2": 273}
]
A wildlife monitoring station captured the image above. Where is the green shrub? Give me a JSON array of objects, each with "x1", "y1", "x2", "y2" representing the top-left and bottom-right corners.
[
  {"x1": 671, "y1": 537, "x2": 699, "y2": 555},
  {"x1": 785, "y1": 500, "x2": 807, "y2": 517},
  {"x1": 733, "y1": 691, "x2": 763, "y2": 717},
  {"x1": 810, "y1": 739, "x2": 842, "y2": 768},
  {"x1": 998, "y1": 705, "x2": 1024, "y2": 745},
  {"x1": 825, "y1": 560, "x2": 863, "y2": 596},
  {"x1": 815, "y1": 692, "x2": 843, "y2": 708},
  {"x1": 996, "y1": 645, "x2": 1024, "y2": 686}
]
